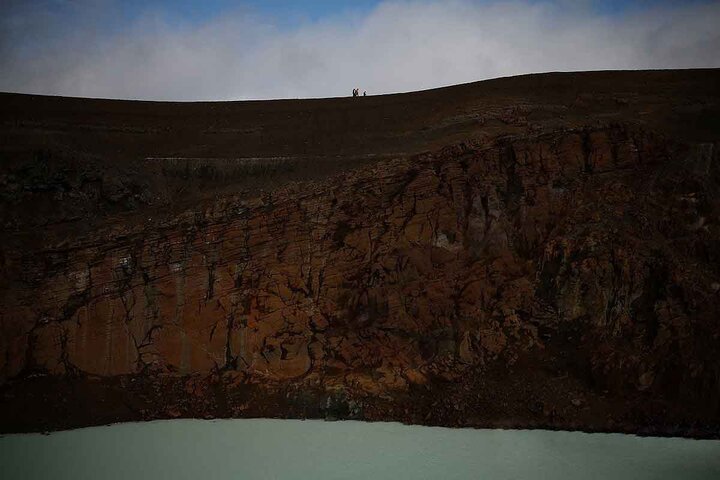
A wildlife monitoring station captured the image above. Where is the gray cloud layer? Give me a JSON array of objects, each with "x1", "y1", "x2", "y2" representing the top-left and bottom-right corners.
[{"x1": 1, "y1": 0, "x2": 719, "y2": 100}]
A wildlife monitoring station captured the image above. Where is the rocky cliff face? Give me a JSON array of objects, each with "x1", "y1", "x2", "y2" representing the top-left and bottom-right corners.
[{"x1": 1, "y1": 70, "x2": 719, "y2": 436}]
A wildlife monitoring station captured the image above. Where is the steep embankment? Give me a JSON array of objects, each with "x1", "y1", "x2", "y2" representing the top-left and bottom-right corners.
[{"x1": 1, "y1": 70, "x2": 719, "y2": 436}]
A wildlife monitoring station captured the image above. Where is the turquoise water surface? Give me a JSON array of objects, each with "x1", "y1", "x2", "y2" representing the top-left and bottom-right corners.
[{"x1": 1, "y1": 419, "x2": 718, "y2": 479}]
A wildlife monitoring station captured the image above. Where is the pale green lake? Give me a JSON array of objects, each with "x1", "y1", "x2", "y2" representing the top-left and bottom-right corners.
[{"x1": 1, "y1": 419, "x2": 718, "y2": 479}]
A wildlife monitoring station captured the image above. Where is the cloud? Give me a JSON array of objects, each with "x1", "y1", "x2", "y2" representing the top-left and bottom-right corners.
[{"x1": 0, "y1": 0, "x2": 718, "y2": 100}]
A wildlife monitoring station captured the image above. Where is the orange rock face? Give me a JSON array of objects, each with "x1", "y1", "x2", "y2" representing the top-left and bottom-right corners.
[{"x1": 1, "y1": 71, "x2": 719, "y2": 436}]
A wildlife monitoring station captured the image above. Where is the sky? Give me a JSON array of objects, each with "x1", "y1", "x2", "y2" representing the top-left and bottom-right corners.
[{"x1": 0, "y1": 0, "x2": 718, "y2": 100}]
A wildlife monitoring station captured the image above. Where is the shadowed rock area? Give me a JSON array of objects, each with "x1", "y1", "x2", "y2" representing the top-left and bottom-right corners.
[{"x1": 1, "y1": 70, "x2": 719, "y2": 436}]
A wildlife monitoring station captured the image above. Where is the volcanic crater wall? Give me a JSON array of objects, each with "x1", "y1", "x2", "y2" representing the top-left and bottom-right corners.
[
  {"x1": 2, "y1": 123, "x2": 719, "y2": 435},
  {"x1": 2, "y1": 70, "x2": 720, "y2": 435}
]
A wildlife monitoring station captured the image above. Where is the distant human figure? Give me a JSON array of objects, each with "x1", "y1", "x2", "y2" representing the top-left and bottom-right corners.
[
  {"x1": 363, "y1": 91, "x2": 366, "y2": 96},
  {"x1": 352, "y1": 88, "x2": 358, "y2": 97}
]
